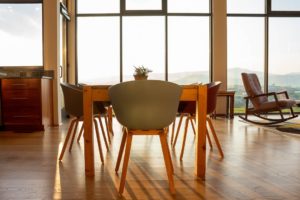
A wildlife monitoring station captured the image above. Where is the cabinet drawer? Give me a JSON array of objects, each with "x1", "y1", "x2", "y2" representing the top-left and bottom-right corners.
[
  {"x1": 2, "y1": 89, "x2": 41, "y2": 106},
  {"x1": 2, "y1": 105, "x2": 41, "y2": 116},
  {"x1": 2, "y1": 79, "x2": 40, "y2": 90},
  {"x1": 3, "y1": 115, "x2": 41, "y2": 125}
]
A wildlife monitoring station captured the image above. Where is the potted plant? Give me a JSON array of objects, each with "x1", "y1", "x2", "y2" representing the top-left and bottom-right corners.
[{"x1": 133, "y1": 65, "x2": 152, "y2": 80}]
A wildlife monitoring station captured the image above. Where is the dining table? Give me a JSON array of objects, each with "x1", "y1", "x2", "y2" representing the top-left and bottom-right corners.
[{"x1": 82, "y1": 84, "x2": 207, "y2": 179}]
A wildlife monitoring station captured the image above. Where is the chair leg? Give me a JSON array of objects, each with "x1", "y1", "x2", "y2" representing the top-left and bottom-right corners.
[
  {"x1": 119, "y1": 133, "x2": 133, "y2": 194},
  {"x1": 180, "y1": 117, "x2": 190, "y2": 161},
  {"x1": 94, "y1": 119, "x2": 104, "y2": 164},
  {"x1": 170, "y1": 117, "x2": 176, "y2": 144},
  {"x1": 68, "y1": 119, "x2": 79, "y2": 152},
  {"x1": 104, "y1": 115, "x2": 111, "y2": 144},
  {"x1": 97, "y1": 115, "x2": 109, "y2": 151},
  {"x1": 173, "y1": 114, "x2": 184, "y2": 148},
  {"x1": 206, "y1": 126, "x2": 213, "y2": 149},
  {"x1": 160, "y1": 133, "x2": 175, "y2": 194},
  {"x1": 115, "y1": 128, "x2": 128, "y2": 173},
  {"x1": 77, "y1": 123, "x2": 84, "y2": 143},
  {"x1": 59, "y1": 118, "x2": 77, "y2": 161},
  {"x1": 108, "y1": 106, "x2": 114, "y2": 136},
  {"x1": 164, "y1": 128, "x2": 174, "y2": 174},
  {"x1": 190, "y1": 116, "x2": 196, "y2": 135},
  {"x1": 207, "y1": 117, "x2": 224, "y2": 158}
]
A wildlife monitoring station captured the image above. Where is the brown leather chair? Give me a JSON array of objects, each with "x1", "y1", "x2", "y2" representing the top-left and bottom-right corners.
[
  {"x1": 239, "y1": 73, "x2": 298, "y2": 125},
  {"x1": 171, "y1": 82, "x2": 224, "y2": 160}
]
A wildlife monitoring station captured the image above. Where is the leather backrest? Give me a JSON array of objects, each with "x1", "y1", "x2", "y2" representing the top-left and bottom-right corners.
[
  {"x1": 109, "y1": 80, "x2": 182, "y2": 130},
  {"x1": 241, "y1": 73, "x2": 267, "y2": 108},
  {"x1": 207, "y1": 81, "x2": 221, "y2": 114}
]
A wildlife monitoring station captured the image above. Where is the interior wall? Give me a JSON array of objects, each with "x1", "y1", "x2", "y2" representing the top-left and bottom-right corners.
[
  {"x1": 212, "y1": 0, "x2": 227, "y2": 114},
  {"x1": 43, "y1": 0, "x2": 62, "y2": 125},
  {"x1": 67, "y1": 0, "x2": 76, "y2": 84}
]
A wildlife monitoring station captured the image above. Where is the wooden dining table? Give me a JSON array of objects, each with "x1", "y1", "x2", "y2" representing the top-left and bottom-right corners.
[{"x1": 82, "y1": 84, "x2": 207, "y2": 179}]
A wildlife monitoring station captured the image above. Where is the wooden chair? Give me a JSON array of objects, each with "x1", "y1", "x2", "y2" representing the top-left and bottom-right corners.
[
  {"x1": 109, "y1": 80, "x2": 182, "y2": 194},
  {"x1": 239, "y1": 73, "x2": 298, "y2": 125},
  {"x1": 59, "y1": 83, "x2": 107, "y2": 163},
  {"x1": 171, "y1": 82, "x2": 224, "y2": 160}
]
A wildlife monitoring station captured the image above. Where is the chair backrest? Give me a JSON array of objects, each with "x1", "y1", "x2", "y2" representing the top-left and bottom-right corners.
[
  {"x1": 109, "y1": 80, "x2": 182, "y2": 130},
  {"x1": 207, "y1": 81, "x2": 222, "y2": 115},
  {"x1": 177, "y1": 81, "x2": 221, "y2": 115},
  {"x1": 241, "y1": 73, "x2": 268, "y2": 108},
  {"x1": 60, "y1": 83, "x2": 83, "y2": 118}
]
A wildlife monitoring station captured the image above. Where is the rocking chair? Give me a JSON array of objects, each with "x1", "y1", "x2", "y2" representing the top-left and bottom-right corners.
[{"x1": 239, "y1": 73, "x2": 298, "y2": 125}]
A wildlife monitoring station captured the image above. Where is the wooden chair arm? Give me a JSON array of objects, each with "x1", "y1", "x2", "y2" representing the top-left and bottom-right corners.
[
  {"x1": 276, "y1": 90, "x2": 289, "y2": 99},
  {"x1": 244, "y1": 92, "x2": 276, "y2": 99}
]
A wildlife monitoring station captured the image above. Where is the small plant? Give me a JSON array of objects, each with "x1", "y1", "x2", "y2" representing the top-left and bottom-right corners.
[{"x1": 133, "y1": 65, "x2": 152, "y2": 76}]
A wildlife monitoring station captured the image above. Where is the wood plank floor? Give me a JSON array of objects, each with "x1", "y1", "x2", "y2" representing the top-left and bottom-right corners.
[{"x1": 0, "y1": 117, "x2": 300, "y2": 199}]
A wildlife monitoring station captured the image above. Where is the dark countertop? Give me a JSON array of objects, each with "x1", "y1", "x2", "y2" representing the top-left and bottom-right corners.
[{"x1": 0, "y1": 70, "x2": 54, "y2": 79}]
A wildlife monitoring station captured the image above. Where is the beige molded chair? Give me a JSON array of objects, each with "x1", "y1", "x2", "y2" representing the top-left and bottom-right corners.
[
  {"x1": 59, "y1": 83, "x2": 108, "y2": 163},
  {"x1": 239, "y1": 73, "x2": 298, "y2": 125},
  {"x1": 109, "y1": 80, "x2": 182, "y2": 194},
  {"x1": 171, "y1": 82, "x2": 224, "y2": 160}
]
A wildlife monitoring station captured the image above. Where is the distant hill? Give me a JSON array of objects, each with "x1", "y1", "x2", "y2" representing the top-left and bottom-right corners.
[
  {"x1": 79, "y1": 68, "x2": 300, "y2": 87},
  {"x1": 227, "y1": 68, "x2": 300, "y2": 87}
]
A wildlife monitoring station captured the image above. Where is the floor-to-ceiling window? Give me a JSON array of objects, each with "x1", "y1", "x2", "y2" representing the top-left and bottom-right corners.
[
  {"x1": 76, "y1": 0, "x2": 211, "y2": 84},
  {"x1": 268, "y1": 1, "x2": 300, "y2": 107},
  {"x1": 227, "y1": 0, "x2": 300, "y2": 113},
  {"x1": 0, "y1": 1, "x2": 43, "y2": 67}
]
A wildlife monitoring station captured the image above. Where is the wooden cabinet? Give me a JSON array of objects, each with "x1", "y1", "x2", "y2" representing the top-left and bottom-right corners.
[{"x1": 1, "y1": 78, "x2": 53, "y2": 131}]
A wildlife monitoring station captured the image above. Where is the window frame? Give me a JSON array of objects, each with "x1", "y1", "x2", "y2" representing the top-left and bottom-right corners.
[
  {"x1": 227, "y1": 0, "x2": 300, "y2": 113},
  {"x1": 75, "y1": 0, "x2": 212, "y2": 84}
]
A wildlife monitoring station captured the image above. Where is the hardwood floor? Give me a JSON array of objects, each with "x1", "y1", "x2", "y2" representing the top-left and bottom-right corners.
[{"x1": 0, "y1": 117, "x2": 300, "y2": 199}]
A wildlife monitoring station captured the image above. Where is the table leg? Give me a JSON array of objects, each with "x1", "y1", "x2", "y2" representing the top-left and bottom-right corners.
[
  {"x1": 230, "y1": 95, "x2": 234, "y2": 119},
  {"x1": 83, "y1": 86, "x2": 95, "y2": 176},
  {"x1": 195, "y1": 85, "x2": 207, "y2": 179}
]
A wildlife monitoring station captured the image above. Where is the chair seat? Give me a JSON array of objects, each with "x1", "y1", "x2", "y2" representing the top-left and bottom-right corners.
[{"x1": 255, "y1": 99, "x2": 296, "y2": 112}]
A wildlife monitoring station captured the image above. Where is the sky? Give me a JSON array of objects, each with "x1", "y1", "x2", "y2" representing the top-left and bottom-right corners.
[{"x1": 0, "y1": 1, "x2": 300, "y2": 83}]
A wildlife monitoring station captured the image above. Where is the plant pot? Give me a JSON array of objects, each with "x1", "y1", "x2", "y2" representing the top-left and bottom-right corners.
[{"x1": 134, "y1": 75, "x2": 148, "y2": 80}]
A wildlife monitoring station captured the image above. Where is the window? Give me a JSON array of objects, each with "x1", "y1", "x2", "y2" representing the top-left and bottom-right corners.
[
  {"x1": 168, "y1": 17, "x2": 209, "y2": 84},
  {"x1": 271, "y1": 0, "x2": 300, "y2": 11},
  {"x1": 77, "y1": 0, "x2": 119, "y2": 14},
  {"x1": 227, "y1": 17, "x2": 265, "y2": 112},
  {"x1": 168, "y1": 0, "x2": 209, "y2": 13},
  {"x1": 0, "y1": 3, "x2": 43, "y2": 66},
  {"x1": 123, "y1": 17, "x2": 165, "y2": 81},
  {"x1": 228, "y1": 1, "x2": 300, "y2": 113},
  {"x1": 126, "y1": 0, "x2": 162, "y2": 10},
  {"x1": 269, "y1": 18, "x2": 300, "y2": 101},
  {"x1": 227, "y1": 0, "x2": 265, "y2": 14},
  {"x1": 76, "y1": 0, "x2": 211, "y2": 84},
  {"x1": 77, "y1": 17, "x2": 120, "y2": 84}
]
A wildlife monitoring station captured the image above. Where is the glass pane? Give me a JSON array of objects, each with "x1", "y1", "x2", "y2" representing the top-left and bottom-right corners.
[
  {"x1": 123, "y1": 17, "x2": 165, "y2": 81},
  {"x1": 272, "y1": 0, "x2": 300, "y2": 11},
  {"x1": 168, "y1": 0, "x2": 209, "y2": 13},
  {"x1": 269, "y1": 18, "x2": 300, "y2": 102},
  {"x1": 77, "y1": 0, "x2": 119, "y2": 14},
  {"x1": 126, "y1": 0, "x2": 162, "y2": 10},
  {"x1": 227, "y1": 17, "x2": 265, "y2": 113},
  {"x1": 168, "y1": 17, "x2": 209, "y2": 84},
  {"x1": 227, "y1": 0, "x2": 265, "y2": 14},
  {"x1": 77, "y1": 17, "x2": 120, "y2": 84},
  {"x1": 0, "y1": 4, "x2": 42, "y2": 66}
]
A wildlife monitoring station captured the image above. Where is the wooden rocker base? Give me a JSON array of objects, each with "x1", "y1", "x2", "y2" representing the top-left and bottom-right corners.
[{"x1": 239, "y1": 114, "x2": 298, "y2": 126}]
